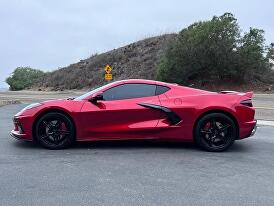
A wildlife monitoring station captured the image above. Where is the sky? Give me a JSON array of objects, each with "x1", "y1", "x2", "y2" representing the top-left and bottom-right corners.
[{"x1": 0, "y1": 0, "x2": 273, "y2": 88}]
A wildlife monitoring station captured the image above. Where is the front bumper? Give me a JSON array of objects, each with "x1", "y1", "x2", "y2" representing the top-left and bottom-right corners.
[
  {"x1": 10, "y1": 130, "x2": 31, "y2": 141},
  {"x1": 10, "y1": 116, "x2": 33, "y2": 141}
]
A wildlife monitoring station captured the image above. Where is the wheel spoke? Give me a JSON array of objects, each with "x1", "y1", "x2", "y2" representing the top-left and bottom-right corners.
[
  {"x1": 53, "y1": 135, "x2": 59, "y2": 144},
  {"x1": 40, "y1": 134, "x2": 55, "y2": 143},
  {"x1": 201, "y1": 129, "x2": 212, "y2": 134},
  {"x1": 57, "y1": 130, "x2": 70, "y2": 135},
  {"x1": 208, "y1": 137, "x2": 213, "y2": 147},
  {"x1": 219, "y1": 124, "x2": 230, "y2": 132},
  {"x1": 42, "y1": 121, "x2": 50, "y2": 129},
  {"x1": 211, "y1": 119, "x2": 217, "y2": 129},
  {"x1": 54, "y1": 120, "x2": 61, "y2": 128},
  {"x1": 40, "y1": 135, "x2": 49, "y2": 140}
]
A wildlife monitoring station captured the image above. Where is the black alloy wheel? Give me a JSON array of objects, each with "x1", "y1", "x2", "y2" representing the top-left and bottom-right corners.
[
  {"x1": 35, "y1": 112, "x2": 75, "y2": 149},
  {"x1": 194, "y1": 113, "x2": 237, "y2": 152}
]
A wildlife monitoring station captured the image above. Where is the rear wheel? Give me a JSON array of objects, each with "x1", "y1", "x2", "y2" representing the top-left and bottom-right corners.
[
  {"x1": 34, "y1": 112, "x2": 75, "y2": 149},
  {"x1": 194, "y1": 113, "x2": 237, "y2": 152}
]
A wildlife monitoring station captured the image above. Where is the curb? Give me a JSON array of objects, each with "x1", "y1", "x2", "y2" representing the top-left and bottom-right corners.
[
  {"x1": 255, "y1": 107, "x2": 274, "y2": 110},
  {"x1": 257, "y1": 120, "x2": 274, "y2": 126}
]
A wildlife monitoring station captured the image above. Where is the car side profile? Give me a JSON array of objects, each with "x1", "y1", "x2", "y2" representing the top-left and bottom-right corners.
[{"x1": 10, "y1": 79, "x2": 257, "y2": 151}]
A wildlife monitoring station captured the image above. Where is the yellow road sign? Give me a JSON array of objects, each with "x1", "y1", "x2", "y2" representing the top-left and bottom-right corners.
[
  {"x1": 105, "y1": 74, "x2": 112, "y2": 81},
  {"x1": 105, "y1": 64, "x2": 112, "y2": 74}
]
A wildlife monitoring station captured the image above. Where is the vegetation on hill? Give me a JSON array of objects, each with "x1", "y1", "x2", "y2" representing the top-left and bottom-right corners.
[
  {"x1": 6, "y1": 67, "x2": 45, "y2": 91},
  {"x1": 157, "y1": 13, "x2": 274, "y2": 88}
]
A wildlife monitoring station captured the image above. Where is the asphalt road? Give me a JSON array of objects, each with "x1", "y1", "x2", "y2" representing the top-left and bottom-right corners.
[{"x1": 1, "y1": 104, "x2": 274, "y2": 206}]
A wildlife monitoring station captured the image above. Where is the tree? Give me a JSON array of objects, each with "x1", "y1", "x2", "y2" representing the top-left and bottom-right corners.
[
  {"x1": 6, "y1": 67, "x2": 45, "y2": 90},
  {"x1": 156, "y1": 13, "x2": 273, "y2": 85},
  {"x1": 236, "y1": 28, "x2": 268, "y2": 80},
  {"x1": 267, "y1": 43, "x2": 274, "y2": 68}
]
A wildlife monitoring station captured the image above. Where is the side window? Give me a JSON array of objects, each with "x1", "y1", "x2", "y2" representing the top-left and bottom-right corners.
[
  {"x1": 155, "y1": 85, "x2": 170, "y2": 95},
  {"x1": 103, "y1": 84, "x2": 156, "y2": 101}
]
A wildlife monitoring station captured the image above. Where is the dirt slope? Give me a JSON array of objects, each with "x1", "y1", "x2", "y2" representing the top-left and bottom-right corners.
[{"x1": 33, "y1": 34, "x2": 176, "y2": 90}]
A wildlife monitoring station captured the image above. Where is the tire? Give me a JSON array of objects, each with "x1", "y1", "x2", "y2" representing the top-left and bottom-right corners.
[
  {"x1": 194, "y1": 113, "x2": 237, "y2": 152},
  {"x1": 34, "y1": 112, "x2": 76, "y2": 149}
]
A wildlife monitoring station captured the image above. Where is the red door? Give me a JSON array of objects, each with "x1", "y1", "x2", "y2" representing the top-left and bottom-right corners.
[
  {"x1": 79, "y1": 96, "x2": 162, "y2": 140},
  {"x1": 78, "y1": 83, "x2": 165, "y2": 140}
]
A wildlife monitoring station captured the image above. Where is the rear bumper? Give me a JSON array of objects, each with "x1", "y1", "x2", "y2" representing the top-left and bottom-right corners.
[
  {"x1": 250, "y1": 120, "x2": 257, "y2": 137},
  {"x1": 239, "y1": 120, "x2": 257, "y2": 139}
]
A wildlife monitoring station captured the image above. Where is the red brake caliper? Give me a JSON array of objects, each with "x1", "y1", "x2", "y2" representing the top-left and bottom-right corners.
[{"x1": 204, "y1": 122, "x2": 211, "y2": 131}]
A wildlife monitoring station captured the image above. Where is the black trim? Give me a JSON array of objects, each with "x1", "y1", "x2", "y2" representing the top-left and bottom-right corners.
[
  {"x1": 13, "y1": 117, "x2": 24, "y2": 133},
  {"x1": 10, "y1": 132, "x2": 32, "y2": 142},
  {"x1": 10, "y1": 132, "x2": 22, "y2": 140},
  {"x1": 240, "y1": 99, "x2": 253, "y2": 107},
  {"x1": 155, "y1": 85, "x2": 170, "y2": 95},
  {"x1": 138, "y1": 103, "x2": 181, "y2": 125}
]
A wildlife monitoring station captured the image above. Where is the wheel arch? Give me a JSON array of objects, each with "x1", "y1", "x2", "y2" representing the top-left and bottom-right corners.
[
  {"x1": 32, "y1": 108, "x2": 77, "y2": 141},
  {"x1": 193, "y1": 109, "x2": 240, "y2": 140}
]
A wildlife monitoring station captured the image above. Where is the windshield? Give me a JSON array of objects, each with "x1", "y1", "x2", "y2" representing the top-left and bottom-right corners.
[{"x1": 74, "y1": 82, "x2": 117, "y2": 100}]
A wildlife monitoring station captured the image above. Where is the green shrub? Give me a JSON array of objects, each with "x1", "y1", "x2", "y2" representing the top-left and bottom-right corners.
[
  {"x1": 6, "y1": 67, "x2": 45, "y2": 90},
  {"x1": 157, "y1": 13, "x2": 273, "y2": 85}
]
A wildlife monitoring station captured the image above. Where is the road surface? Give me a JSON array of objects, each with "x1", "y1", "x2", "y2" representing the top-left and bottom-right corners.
[{"x1": 0, "y1": 104, "x2": 274, "y2": 206}]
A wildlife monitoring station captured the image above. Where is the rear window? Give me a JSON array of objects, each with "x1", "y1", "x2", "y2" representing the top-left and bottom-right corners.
[{"x1": 155, "y1": 85, "x2": 170, "y2": 95}]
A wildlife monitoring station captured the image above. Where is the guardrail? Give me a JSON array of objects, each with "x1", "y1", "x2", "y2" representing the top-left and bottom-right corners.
[{"x1": 0, "y1": 100, "x2": 21, "y2": 107}]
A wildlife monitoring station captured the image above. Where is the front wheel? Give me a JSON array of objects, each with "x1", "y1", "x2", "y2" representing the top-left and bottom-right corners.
[
  {"x1": 194, "y1": 113, "x2": 237, "y2": 152},
  {"x1": 34, "y1": 112, "x2": 75, "y2": 149}
]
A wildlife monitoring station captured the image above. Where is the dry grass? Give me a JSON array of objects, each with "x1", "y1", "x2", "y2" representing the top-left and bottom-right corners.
[{"x1": 32, "y1": 34, "x2": 177, "y2": 90}]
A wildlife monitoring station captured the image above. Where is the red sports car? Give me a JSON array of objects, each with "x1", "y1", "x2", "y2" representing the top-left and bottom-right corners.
[{"x1": 10, "y1": 79, "x2": 256, "y2": 151}]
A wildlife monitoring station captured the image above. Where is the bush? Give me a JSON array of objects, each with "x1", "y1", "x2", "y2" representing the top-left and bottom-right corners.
[
  {"x1": 156, "y1": 13, "x2": 273, "y2": 85},
  {"x1": 6, "y1": 67, "x2": 45, "y2": 90}
]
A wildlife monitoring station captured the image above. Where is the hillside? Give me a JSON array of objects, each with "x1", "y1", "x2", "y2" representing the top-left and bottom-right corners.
[
  {"x1": 33, "y1": 34, "x2": 176, "y2": 90},
  {"x1": 31, "y1": 32, "x2": 274, "y2": 92}
]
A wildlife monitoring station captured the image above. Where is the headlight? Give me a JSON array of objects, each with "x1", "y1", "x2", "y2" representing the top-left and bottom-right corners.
[
  {"x1": 22, "y1": 103, "x2": 43, "y2": 111},
  {"x1": 15, "y1": 103, "x2": 43, "y2": 117}
]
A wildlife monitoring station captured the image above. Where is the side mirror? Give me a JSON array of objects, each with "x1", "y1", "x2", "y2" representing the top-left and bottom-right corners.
[{"x1": 89, "y1": 93, "x2": 104, "y2": 103}]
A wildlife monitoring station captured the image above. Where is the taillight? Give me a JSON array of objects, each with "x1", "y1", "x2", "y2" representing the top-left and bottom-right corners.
[{"x1": 240, "y1": 99, "x2": 253, "y2": 107}]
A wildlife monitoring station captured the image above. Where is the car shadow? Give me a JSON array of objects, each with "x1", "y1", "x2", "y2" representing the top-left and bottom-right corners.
[
  {"x1": 12, "y1": 139, "x2": 196, "y2": 150},
  {"x1": 12, "y1": 139, "x2": 251, "y2": 153},
  {"x1": 76, "y1": 140, "x2": 197, "y2": 150}
]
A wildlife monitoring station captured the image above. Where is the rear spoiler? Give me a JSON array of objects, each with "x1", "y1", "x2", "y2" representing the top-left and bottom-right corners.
[
  {"x1": 219, "y1": 91, "x2": 254, "y2": 98},
  {"x1": 219, "y1": 91, "x2": 238, "y2": 94},
  {"x1": 243, "y1": 91, "x2": 254, "y2": 98}
]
